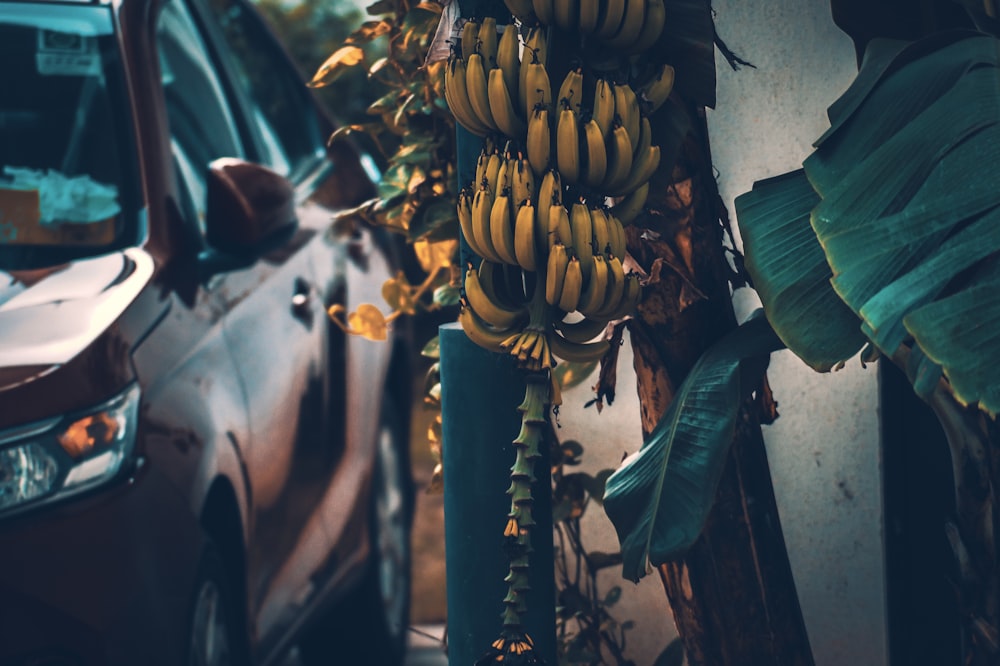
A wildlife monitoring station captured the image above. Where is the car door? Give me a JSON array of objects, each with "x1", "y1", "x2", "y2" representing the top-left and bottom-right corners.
[{"x1": 154, "y1": 0, "x2": 349, "y2": 653}]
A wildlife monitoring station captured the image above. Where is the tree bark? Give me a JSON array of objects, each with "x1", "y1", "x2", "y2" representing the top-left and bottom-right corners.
[{"x1": 621, "y1": 104, "x2": 814, "y2": 665}]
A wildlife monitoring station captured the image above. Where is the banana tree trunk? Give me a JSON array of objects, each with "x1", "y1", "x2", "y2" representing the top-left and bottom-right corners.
[{"x1": 621, "y1": 103, "x2": 814, "y2": 665}]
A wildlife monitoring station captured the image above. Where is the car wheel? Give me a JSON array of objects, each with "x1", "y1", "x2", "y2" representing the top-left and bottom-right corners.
[
  {"x1": 187, "y1": 542, "x2": 245, "y2": 666},
  {"x1": 299, "y1": 397, "x2": 414, "y2": 666}
]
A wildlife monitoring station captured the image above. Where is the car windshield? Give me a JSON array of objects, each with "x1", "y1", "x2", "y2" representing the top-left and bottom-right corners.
[{"x1": 0, "y1": 3, "x2": 139, "y2": 270}]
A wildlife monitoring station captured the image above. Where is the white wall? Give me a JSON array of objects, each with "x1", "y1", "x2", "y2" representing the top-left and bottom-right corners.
[{"x1": 561, "y1": 2, "x2": 889, "y2": 665}]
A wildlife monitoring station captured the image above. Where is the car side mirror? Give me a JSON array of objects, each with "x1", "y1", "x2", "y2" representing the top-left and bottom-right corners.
[{"x1": 204, "y1": 157, "x2": 297, "y2": 256}]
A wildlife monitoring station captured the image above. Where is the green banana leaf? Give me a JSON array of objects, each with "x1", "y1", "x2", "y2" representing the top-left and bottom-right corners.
[
  {"x1": 603, "y1": 311, "x2": 783, "y2": 582},
  {"x1": 737, "y1": 31, "x2": 1000, "y2": 415}
]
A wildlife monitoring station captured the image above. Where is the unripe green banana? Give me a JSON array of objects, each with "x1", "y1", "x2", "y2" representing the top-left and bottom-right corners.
[
  {"x1": 489, "y1": 67, "x2": 527, "y2": 139},
  {"x1": 526, "y1": 105, "x2": 552, "y2": 176},
  {"x1": 465, "y1": 266, "x2": 526, "y2": 329},
  {"x1": 466, "y1": 53, "x2": 498, "y2": 132},
  {"x1": 581, "y1": 118, "x2": 608, "y2": 188},
  {"x1": 556, "y1": 101, "x2": 580, "y2": 185},
  {"x1": 490, "y1": 189, "x2": 519, "y2": 266},
  {"x1": 557, "y1": 256, "x2": 584, "y2": 312},
  {"x1": 545, "y1": 243, "x2": 569, "y2": 306},
  {"x1": 514, "y1": 200, "x2": 539, "y2": 272}
]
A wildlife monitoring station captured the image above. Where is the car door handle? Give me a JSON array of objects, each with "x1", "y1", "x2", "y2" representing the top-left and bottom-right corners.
[{"x1": 291, "y1": 277, "x2": 314, "y2": 325}]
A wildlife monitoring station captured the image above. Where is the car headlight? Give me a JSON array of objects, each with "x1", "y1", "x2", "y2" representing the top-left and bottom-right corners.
[{"x1": 0, "y1": 384, "x2": 140, "y2": 516}]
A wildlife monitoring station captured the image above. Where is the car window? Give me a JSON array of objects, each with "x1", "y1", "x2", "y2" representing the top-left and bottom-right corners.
[
  {"x1": 157, "y1": 0, "x2": 245, "y2": 232},
  {"x1": 203, "y1": 0, "x2": 324, "y2": 180},
  {"x1": 0, "y1": 3, "x2": 140, "y2": 270}
]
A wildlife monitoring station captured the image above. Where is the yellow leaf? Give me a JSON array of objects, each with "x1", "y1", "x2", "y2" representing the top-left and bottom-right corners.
[
  {"x1": 347, "y1": 303, "x2": 388, "y2": 341},
  {"x1": 413, "y1": 239, "x2": 457, "y2": 272},
  {"x1": 382, "y1": 274, "x2": 418, "y2": 315},
  {"x1": 309, "y1": 46, "x2": 365, "y2": 88}
]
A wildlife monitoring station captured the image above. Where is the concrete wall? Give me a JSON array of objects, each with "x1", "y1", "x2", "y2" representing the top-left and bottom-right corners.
[{"x1": 561, "y1": 2, "x2": 889, "y2": 664}]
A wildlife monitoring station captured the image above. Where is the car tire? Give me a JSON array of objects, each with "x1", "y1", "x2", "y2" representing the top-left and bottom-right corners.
[
  {"x1": 298, "y1": 396, "x2": 414, "y2": 666},
  {"x1": 187, "y1": 541, "x2": 247, "y2": 666}
]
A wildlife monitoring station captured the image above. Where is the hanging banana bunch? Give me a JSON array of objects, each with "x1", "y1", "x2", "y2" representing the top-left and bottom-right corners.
[{"x1": 444, "y1": 7, "x2": 674, "y2": 663}]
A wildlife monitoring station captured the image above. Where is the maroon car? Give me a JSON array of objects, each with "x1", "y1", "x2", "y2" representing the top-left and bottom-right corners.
[{"x1": 0, "y1": 0, "x2": 414, "y2": 664}]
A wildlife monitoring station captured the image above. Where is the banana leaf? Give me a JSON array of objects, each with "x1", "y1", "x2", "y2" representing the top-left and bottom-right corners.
[
  {"x1": 603, "y1": 311, "x2": 783, "y2": 582},
  {"x1": 736, "y1": 30, "x2": 1000, "y2": 415},
  {"x1": 657, "y1": 0, "x2": 717, "y2": 109}
]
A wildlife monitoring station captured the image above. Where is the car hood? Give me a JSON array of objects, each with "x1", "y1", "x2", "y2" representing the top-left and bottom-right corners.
[{"x1": 0, "y1": 249, "x2": 155, "y2": 372}]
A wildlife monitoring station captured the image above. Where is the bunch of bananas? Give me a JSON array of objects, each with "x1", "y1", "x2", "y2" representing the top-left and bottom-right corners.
[{"x1": 504, "y1": 0, "x2": 666, "y2": 52}]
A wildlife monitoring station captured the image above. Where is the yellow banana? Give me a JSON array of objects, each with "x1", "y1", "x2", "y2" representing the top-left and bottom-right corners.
[
  {"x1": 459, "y1": 306, "x2": 517, "y2": 354},
  {"x1": 629, "y1": 0, "x2": 665, "y2": 54},
  {"x1": 479, "y1": 259, "x2": 525, "y2": 310},
  {"x1": 458, "y1": 187, "x2": 488, "y2": 259},
  {"x1": 557, "y1": 256, "x2": 584, "y2": 312},
  {"x1": 569, "y1": 201, "x2": 594, "y2": 279},
  {"x1": 473, "y1": 186, "x2": 504, "y2": 263},
  {"x1": 578, "y1": 0, "x2": 600, "y2": 32},
  {"x1": 548, "y1": 201, "x2": 572, "y2": 248},
  {"x1": 607, "y1": 209, "x2": 629, "y2": 259},
  {"x1": 595, "y1": 254, "x2": 626, "y2": 318},
  {"x1": 549, "y1": 329, "x2": 610, "y2": 363},
  {"x1": 497, "y1": 23, "x2": 521, "y2": 110},
  {"x1": 478, "y1": 17, "x2": 498, "y2": 66},
  {"x1": 609, "y1": 180, "x2": 646, "y2": 226},
  {"x1": 466, "y1": 53, "x2": 498, "y2": 132},
  {"x1": 504, "y1": 0, "x2": 538, "y2": 23},
  {"x1": 490, "y1": 189, "x2": 519, "y2": 266},
  {"x1": 514, "y1": 200, "x2": 539, "y2": 271},
  {"x1": 556, "y1": 67, "x2": 584, "y2": 115},
  {"x1": 523, "y1": 59, "x2": 553, "y2": 119},
  {"x1": 556, "y1": 101, "x2": 580, "y2": 184},
  {"x1": 531, "y1": 0, "x2": 555, "y2": 25},
  {"x1": 602, "y1": 123, "x2": 634, "y2": 191},
  {"x1": 632, "y1": 115, "x2": 651, "y2": 159},
  {"x1": 590, "y1": 203, "x2": 611, "y2": 256},
  {"x1": 445, "y1": 56, "x2": 490, "y2": 137},
  {"x1": 578, "y1": 253, "x2": 610, "y2": 317},
  {"x1": 485, "y1": 149, "x2": 503, "y2": 195},
  {"x1": 512, "y1": 155, "x2": 536, "y2": 207},
  {"x1": 614, "y1": 83, "x2": 640, "y2": 150},
  {"x1": 638, "y1": 63, "x2": 675, "y2": 112},
  {"x1": 605, "y1": 0, "x2": 646, "y2": 48},
  {"x1": 545, "y1": 242, "x2": 569, "y2": 306},
  {"x1": 609, "y1": 144, "x2": 660, "y2": 197},
  {"x1": 553, "y1": 314, "x2": 608, "y2": 344},
  {"x1": 464, "y1": 267, "x2": 526, "y2": 329},
  {"x1": 609, "y1": 273, "x2": 642, "y2": 319},
  {"x1": 474, "y1": 149, "x2": 489, "y2": 190},
  {"x1": 489, "y1": 67, "x2": 528, "y2": 138},
  {"x1": 581, "y1": 118, "x2": 608, "y2": 188},
  {"x1": 536, "y1": 169, "x2": 562, "y2": 253},
  {"x1": 461, "y1": 20, "x2": 479, "y2": 60},
  {"x1": 526, "y1": 105, "x2": 552, "y2": 176},
  {"x1": 520, "y1": 27, "x2": 548, "y2": 110},
  {"x1": 592, "y1": 77, "x2": 616, "y2": 139},
  {"x1": 595, "y1": 0, "x2": 626, "y2": 38},
  {"x1": 553, "y1": 0, "x2": 578, "y2": 29}
]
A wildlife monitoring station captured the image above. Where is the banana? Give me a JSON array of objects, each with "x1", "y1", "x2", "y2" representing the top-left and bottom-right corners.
[
  {"x1": 580, "y1": 118, "x2": 608, "y2": 187},
  {"x1": 485, "y1": 149, "x2": 503, "y2": 195},
  {"x1": 536, "y1": 169, "x2": 562, "y2": 252},
  {"x1": 514, "y1": 200, "x2": 539, "y2": 271},
  {"x1": 629, "y1": 0, "x2": 665, "y2": 54},
  {"x1": 490, "y1": 189, "x2": 519, "y2": 266},
  {"x1": 489, "y1": 67, "x2": 528, "y2": 138},
  {"x1": 613, "y1": 82, "x2": 640, "y2": 150},
  {"x1": 594, "y1": 254, "x2": 626, "y2": 318},
  {"x1": 578, "y1": 0, "x2": 600, "y2": 32},
  {"x1": 632, "y1": 115, "x2": 651, "y2": 159},
  {"x1": 459, "y1": 305, "x2": 517, "y2": 354},
  {"x1": 479, "y1": 259, "x2": 526, "y2": 310},
  {"x1": 531, "y1": 0, "x2": 555, "y2": 26},
  {"x1": 523, "y1": 58, "x2": 553, "y2": 119},
  {"x1": 553, "y1": 314, "x2": 608, "y2": 343},
  {"x1": 592, "y1": 77, "x2": 615, "y2": 138},
  {"x1": 478, "y1": 17, "x2": 498, "y2": 66},
  {"x1": 595, "y1": 0, "x2": 626, "y2": 39},
  {"x1": 474, "y1": 149, "x2": 489, "y2": 189},
  {"x1": 553, "y1": 0, "x2": 579, "y2": 30},
  {"x1": 548, "y1": 201, "x2": 572, "y2": 248},
  {"x1": 445, "y1": 56, "x2": 490, "y2": 136},
  {"x1": 497, "y1": 23, "x2": 521, "y2": 111},
  {"x1": 602, "y1": 122, "x2": 634, "y2": 191},
  {"x1": 549, "y1": 329, "x2": 610, "y2": 363},
  {"x1": 607, "y1": 209, "x2": 629, "y2": 259},
  {"x1": 545, "y1": 242, "x2": 569, "y2": 306},
  {"x1": 557, "y1": 256, "x2": 584, "y2": 312},
  {"x1": 638, "y1": 63, "x2": 675, "y2": 112},
  {"x1": 466, "y1": 53, "x2": 498, "y2": 132},
  {"x1": 526, "y1": 105, "x2": 552, "y2": 175},
  {"x1": 608, "y1": 273, "x2": 642, "y2": 319},
  {"x1": 590, "y1": 204, "x2": 611, "y2": 256},
  {"x1": 461, "y1": 20, "x2": 479, "y2": 60},
  {"x1": 556, "y1": 67, "x2": 584, "y2": 115},
  {"x1": 458, "y1": 187, "x2": 488, "y2": 259},
  {"x1": 465, "y1": 267, "x2": 526, "y2": 329},
  {"x1": 512, "y1": 155, "x2": 536, "y2": 207},
  {"x1": 605, "y1": 0, "x2": 647, "y2": 49},
  {"x1": 609, "y1": 180, "x2": 646, "y2": 225},
  {"x1": 504, "y1": 0, "x2": 538, "y2": 23},
  {"x1": 569, "y1": 201, "x2": 594, "y2": 279},
  {"x1": 556, "y1": 101, "x2": 580, "y2": 184},
  {"x1": 473, "y1": 186, "x2": 504, "y2": 263},
  {"x1": 609, "y1": 144, "x2": 660, "y2": 197},
  {"x1": 520, "y1": 27, "x2": 548, "y2": 110},
  {"x1": 578, "y1": 253, "x2": 610, "y2": 316}
]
